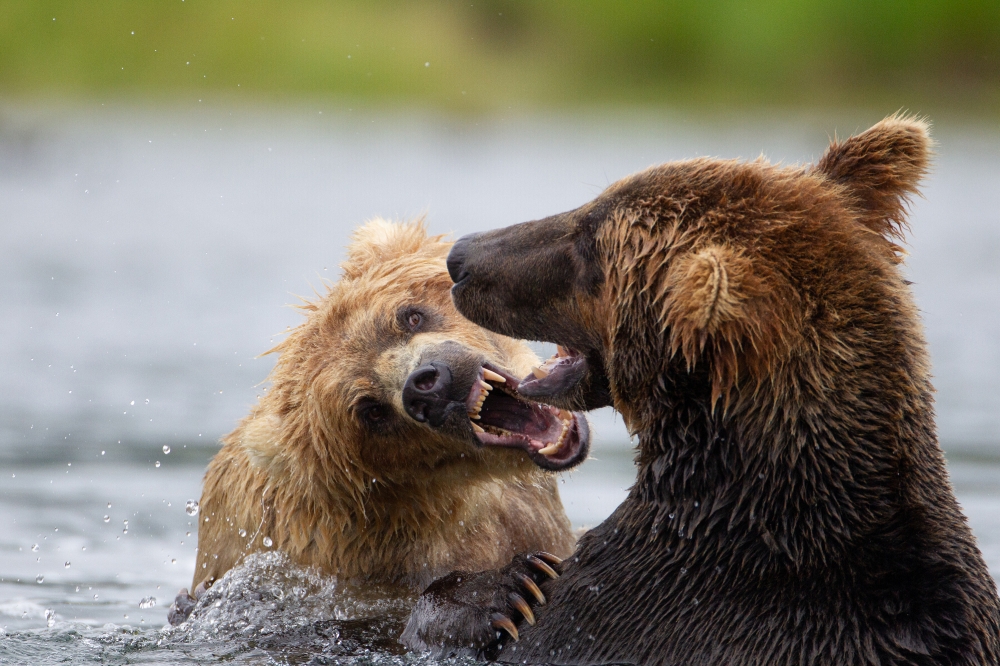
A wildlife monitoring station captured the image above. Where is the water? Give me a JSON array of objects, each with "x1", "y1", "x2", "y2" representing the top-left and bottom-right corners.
[{"x1": 1, "y1": 104, "x2": 998, "y2": 664}]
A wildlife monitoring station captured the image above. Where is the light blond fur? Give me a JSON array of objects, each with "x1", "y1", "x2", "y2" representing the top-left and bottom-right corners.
[{"x1": 192, "y1": 220, "x2": 575, "y2": 592}]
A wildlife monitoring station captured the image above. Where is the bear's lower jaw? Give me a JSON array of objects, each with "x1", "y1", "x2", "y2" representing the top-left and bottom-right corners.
[
  {"x1": 517, "y1": 346, "x2": 589, "y2": 401},
  {"x1": 465, "y1": 364, "x2": 591, "y2": 471}
]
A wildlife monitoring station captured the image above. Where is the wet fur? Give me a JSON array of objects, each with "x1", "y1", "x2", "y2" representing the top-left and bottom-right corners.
[
  {"x1": 192, "y1": 221, "x2": 576, "y2": 594},
  {"x1": 435, "y1": 116, "x2": 1000, "y2": 664}
]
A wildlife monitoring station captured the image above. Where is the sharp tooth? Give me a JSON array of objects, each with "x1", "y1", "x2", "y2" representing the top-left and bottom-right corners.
[
  {"x1": 557, "y1": 345, "x2": 570, "y2": 357},
  {"x1": 483, "y1": 369, "x2": 505, "y2": 383},
  {"x1": 480, "y1": 380, "x2": 492, "y2": 391},
  {"x1": 531, "y1": 366, "x2": 550, "y2": 379},
  {"x1": 470, "y1": 414, "x2": 480, "y2": 420},
  {"x1": 472, "y1": 423, "x2": 485, "y2": 434},
  {"x1": 538, "y1": 443, "x2": 560, "y2": 456}
]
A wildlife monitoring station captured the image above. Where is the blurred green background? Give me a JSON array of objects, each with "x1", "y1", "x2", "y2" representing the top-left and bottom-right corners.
[{"x1": 2, "y1": 0, "x2": 998, "y2": 115}]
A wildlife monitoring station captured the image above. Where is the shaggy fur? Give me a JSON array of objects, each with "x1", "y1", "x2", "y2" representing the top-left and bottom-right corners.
[
  {"x1": 189, "y1": 220, "x2": 576, "y2": 596},
  {"x1": 407, "y1": 116, "x2": 1000, "y2": 665}
]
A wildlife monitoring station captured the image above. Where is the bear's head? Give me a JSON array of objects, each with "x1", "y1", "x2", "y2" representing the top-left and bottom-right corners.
[
  {"x1": 447, "y1": 115, "x2": 932, "y2": 434},
  {"x1": 245, "y1": 219, "x2": 590, "y2": 507}
]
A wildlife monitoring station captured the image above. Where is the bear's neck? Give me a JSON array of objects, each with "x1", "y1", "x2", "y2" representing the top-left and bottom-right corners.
[{"x1": 610, "y1": 357, "x2": 904, "y2": 571}]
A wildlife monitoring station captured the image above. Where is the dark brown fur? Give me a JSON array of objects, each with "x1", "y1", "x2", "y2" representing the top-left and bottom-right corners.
[{"x1": 408, "y1": 116, "x2": 1000, "y2": 664}]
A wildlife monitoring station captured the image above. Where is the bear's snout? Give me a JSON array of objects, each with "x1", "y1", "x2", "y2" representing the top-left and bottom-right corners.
[
  {"x1": 445, "y1": 233, "x2": 478, "y2": 285},
  {"x1": 402, "y1": 361, "x2": 457, "y2": 427}
]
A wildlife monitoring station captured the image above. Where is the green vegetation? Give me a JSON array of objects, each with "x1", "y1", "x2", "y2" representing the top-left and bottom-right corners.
[{"x1": 1, "y1": 1, "x2": 998, "y2": 112}]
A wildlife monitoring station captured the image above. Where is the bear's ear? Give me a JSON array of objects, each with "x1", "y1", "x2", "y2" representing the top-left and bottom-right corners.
[
  {"x1": 815, "y1": 113, "x2": 932, "y2": 241},
  {"x1": 341, "y1": 217, "x2": 431, "y2": 279},
  {"x1": 659, "y1": 245, "x2": 794, "y2": 408}
]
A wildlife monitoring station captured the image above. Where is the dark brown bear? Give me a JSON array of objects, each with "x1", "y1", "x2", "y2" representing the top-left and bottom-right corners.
[{"x1": 401, "y1": 116, "x2": 1000, "y2": 665}]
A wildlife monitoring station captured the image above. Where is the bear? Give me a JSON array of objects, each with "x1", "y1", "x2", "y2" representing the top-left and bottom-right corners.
[
  {"x1": 401, "y1": 116, "x2": 1000, "y2": 665},
  {"x1": 167, "y1": 219, "x2": 592, "y2": 627}
]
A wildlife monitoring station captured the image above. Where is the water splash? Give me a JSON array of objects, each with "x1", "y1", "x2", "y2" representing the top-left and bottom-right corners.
[{"x1": 166, "y1": 551, "x2": 415, "y2": 658}]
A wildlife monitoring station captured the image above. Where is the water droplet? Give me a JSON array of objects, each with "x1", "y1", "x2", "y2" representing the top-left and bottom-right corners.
[
  {"x1": 130, "y1": 400, "x2": 134, "y2": 406},
  {"x1": 31, "y1": 544, "x2": 39, "y2": 552},
  {"x1": 171, "y1": 558, "x2": 177, "y2": 564},
  {"x1": 263, "y1": 536, "x2": 273, "y2": 547},
  {"x1": 64, "y1": 561, "x2": 71, "y2": 568},
  {"x1": 155, "y1": 461, "x2": 160, "y2": 468},
  {"x1": 36, "y1": 575, "x2": 44, "y2": 583},
  {"x1": 107, "y1": 502, "x2": 112, "y2": 508},
  {"x1": 458, "y1": 520, "x2": 464, "y2": 527},
  {"x1": 138, "y1": 596, "x2": 156, "y2": 609},
  {"x1": 185, "y1": 500, "x2": 199, "y2": 516},
  {"x1": 238, "y1": 529, "x2": 247, "y2": 538},
  {"x1": 45, "y1": 609, "x2": 55, "y2": 627},
  {"x1": 162, "y1": 445, "x2": 170, "y2": 454},
  {"x1": 145, "y1": 398, "x2": 150, "y2": 404},
  {"x1": 103, "y1": 515, "x2": 110, "y2": 522}
]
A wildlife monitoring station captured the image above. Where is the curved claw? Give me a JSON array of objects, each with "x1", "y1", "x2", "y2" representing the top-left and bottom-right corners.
[
  {"x1": 527, "y1": 554, "x2": 560, "y2": 579},
  {"x1": 516, "y1": 573, "x2": 546, "y2": 605},
  {"x1": 507, "y1": 591, "x2": 536, "y2": 626},
  {"x1": 490, "y1": 612, "x2": 519, "y2": 641},
  {"x1": 535, "y1": 551, "x2": 563, "y2": 566}
]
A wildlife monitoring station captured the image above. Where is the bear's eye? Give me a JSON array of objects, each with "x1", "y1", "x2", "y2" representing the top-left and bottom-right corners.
[
  {"x1": 400, "y1": 308, "x2": 426, "y2": 332},
  {"x1": 361, "y1": 403, "x2": 386, "y2": 424}
]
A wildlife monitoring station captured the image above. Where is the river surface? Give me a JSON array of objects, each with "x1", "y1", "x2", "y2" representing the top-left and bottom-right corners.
[{"x1": 0, "y1": 104, "x2": 998, "y2": 664}]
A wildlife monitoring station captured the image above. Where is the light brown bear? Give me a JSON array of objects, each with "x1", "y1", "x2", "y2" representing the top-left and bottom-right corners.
[
  {"x1": 167, "y1": 220, "x2": 590, "y2": 626},
  {"x1": 404, "y1": 116, "x2": 1000, "y2": 664}
]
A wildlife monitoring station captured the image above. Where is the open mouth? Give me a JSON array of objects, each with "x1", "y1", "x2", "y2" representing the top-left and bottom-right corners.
[
  {"x1": 516, "y1": 346, "x2": 589, "y2": 400},
  {"x1": 464, "y1": 363, "x2": 589, "y2": 471}
]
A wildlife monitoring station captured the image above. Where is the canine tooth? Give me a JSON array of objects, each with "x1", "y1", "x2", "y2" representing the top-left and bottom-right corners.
[
  {"x1": 483, "y1": 369, "x2": 505, "y2": 383},
  {"x1": 556, "y1": 345, "x2": 570, "y2": 357},
  {"x1": 531, "y1": 365, "x2": 550, "y2": 379},
  {"x1": 480, "y1": 380, "x2": 492, "y2": 391},
  {"x1": 472, "y1": 423, "x2": 485, "y2": 434},
  {"x1": 538, "y1": 443, "x2": 560, "y2": 456}
]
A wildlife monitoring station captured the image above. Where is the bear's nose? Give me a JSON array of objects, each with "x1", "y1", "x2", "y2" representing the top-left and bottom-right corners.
[
  {"x1": 402, "y1": 362, "x2": 454, "y2": 426},
  {"x1": 446, "y1": 233, "x2": 478, "y2": 284}
]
